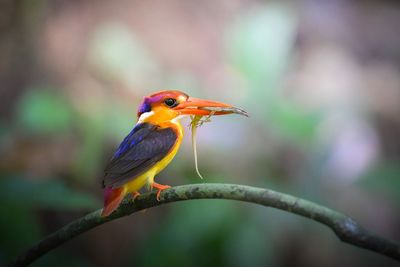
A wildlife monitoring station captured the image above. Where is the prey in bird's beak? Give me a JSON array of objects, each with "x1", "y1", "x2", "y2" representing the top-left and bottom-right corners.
[
  {"x1": 174, "y1": 97, "x2": 249, "y2": 117},
  {"x1": 172, "y1": 95, "x2": 248, "y2": 180}
]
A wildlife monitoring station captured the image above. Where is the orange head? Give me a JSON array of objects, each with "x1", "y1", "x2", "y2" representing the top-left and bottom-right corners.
[{"x1": 137, "y1": 90, "x2": 247, "y2": 124}]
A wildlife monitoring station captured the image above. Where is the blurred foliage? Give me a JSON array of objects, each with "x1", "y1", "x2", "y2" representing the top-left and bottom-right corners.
[
  {"x1": 226, "y1": 5, "x2": 295, "y2": 85},
  {"x1": 135, "y1": 201, "x2": 274, "y2": 267},
  {"x1": 0, "y1": 176, "x2": 98, "y2": 265},
  {"x1": 16, "y1": 88, "x2": 73, "y2": 135},
  {"x1": 88, "y1": 22, "x2": 160, "y2": 88},
  {"x1": 358, "y1": 162, "x2": 400, "y2": 202},
  {"x1": 226, "y1": 5, "x2": 319, "y2": 142},
  {"x1": 0, "y1": 177, "x2": 99, "y2": 209},
  {"x1": 0, "y1": 204, "x2": 40, "y2": 264}
]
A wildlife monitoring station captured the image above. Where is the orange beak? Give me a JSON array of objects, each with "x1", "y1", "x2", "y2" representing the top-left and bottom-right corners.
[{"x1": 174, "y1": 97, "x2": 248, "y2": 117}]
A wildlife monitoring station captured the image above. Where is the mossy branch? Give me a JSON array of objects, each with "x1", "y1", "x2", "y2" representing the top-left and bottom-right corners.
[{"x1": 10, "y1": 183, "x2": 400, "y2": 266}]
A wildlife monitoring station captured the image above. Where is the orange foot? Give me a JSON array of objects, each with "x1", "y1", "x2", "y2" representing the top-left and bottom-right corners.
[
  {"x1": 130, "y1": 191, "x2": 140, "y2": 201},
  {"x1": 151, "y1": 182, "x2": 171, "y2": 201}
]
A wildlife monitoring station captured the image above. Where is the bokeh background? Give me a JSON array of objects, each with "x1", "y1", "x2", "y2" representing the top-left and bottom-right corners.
[{"x1": 1, "y1": 0, "x2": 400, "y2": 266}]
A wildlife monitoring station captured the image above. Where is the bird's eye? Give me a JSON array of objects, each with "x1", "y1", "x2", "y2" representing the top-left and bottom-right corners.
[{"x1": 164, "y1": 98, "x2": 177, "y2": 107}]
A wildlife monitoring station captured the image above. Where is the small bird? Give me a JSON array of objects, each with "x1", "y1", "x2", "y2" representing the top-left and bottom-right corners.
[{"x1": 101, "y1": 90, "x2": 247, "y2": 217}]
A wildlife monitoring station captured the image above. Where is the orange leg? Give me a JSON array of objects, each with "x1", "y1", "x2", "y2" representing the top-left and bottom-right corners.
[{"x1": 151, "y1": 182, "x2": 171, "y2": 201}]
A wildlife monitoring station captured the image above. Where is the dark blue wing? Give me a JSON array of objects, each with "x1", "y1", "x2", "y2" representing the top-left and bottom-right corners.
[{"x1": 103, "y1": 123, "x2": 177, "y2": 189}]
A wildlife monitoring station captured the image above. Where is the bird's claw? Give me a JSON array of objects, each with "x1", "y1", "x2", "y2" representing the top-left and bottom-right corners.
[
  {"x1": 151, "y1": 182, "x2": 171, "y2": 201},
  {"x1": 131, "y1": 191, "x2": 140, "y2": 201}
]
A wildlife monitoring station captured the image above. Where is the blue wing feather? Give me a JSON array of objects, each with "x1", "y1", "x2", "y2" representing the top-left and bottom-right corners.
[
  {"x1": 103, "y1": 123, "x2": 177, "y2": 188},
  {"x1": 113, "y1": 124, "x2": 149, "y2": 158}
]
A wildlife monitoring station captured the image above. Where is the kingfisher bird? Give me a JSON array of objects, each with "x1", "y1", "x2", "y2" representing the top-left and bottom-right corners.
[{"x1": 101, "y1": 90, "x2": 247, "y2": 217}]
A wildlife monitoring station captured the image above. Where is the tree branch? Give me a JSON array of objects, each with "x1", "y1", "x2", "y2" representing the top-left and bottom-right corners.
[{"x1": 10, "y1": 183, "x2": 400, "y2": 266}]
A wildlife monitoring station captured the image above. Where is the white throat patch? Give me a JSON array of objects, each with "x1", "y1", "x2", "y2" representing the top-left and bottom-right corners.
[{"x1": 138, "y1": 111, "x2": 155, "y2": 123}]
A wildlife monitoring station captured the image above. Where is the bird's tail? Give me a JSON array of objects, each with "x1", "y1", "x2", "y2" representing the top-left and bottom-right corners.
[{"x1": 101, "y1": 186, "x2": 126, "y2": 217}]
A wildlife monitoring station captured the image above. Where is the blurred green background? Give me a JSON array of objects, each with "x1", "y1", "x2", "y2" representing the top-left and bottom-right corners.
[{"x1": 1, "y1": 1, "x2": 399, "y2": 266}]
